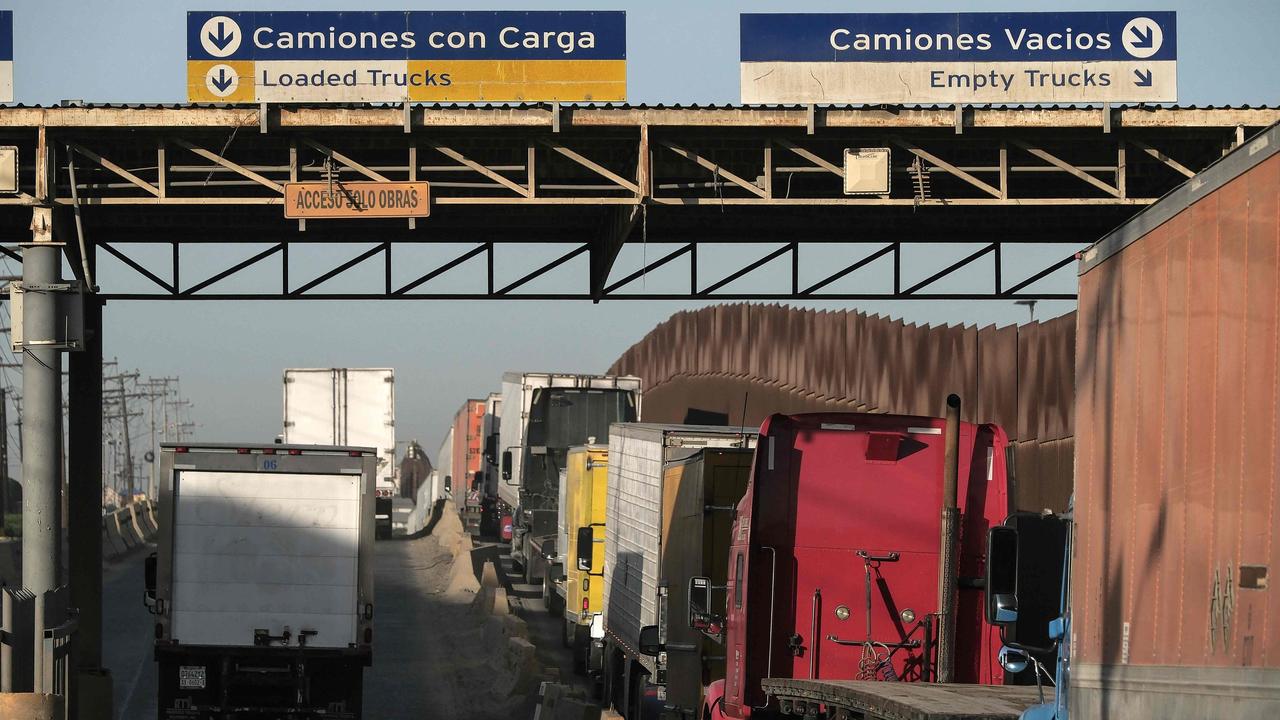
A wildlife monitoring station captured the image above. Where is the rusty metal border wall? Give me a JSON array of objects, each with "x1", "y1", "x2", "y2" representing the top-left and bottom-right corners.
[{"x1": 608, "y1": 304, "x2": 1075, "y2": 512}]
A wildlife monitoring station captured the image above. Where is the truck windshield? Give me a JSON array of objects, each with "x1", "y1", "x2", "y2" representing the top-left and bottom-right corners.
[
  {"x1": 527, "y1": 389, "x2": 636, "y2": 449},
  {"x1": 521, "y1": 389, "x2": 636, "y2": 507}
]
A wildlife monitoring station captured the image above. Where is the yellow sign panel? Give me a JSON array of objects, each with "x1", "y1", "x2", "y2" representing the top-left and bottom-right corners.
[
  {"x1": 405, "y1": 59, "x2": 626, "y2": 102},
  {"x1": 283, "y1": 181, "x2": 430, "y2": 220},
  {"x1": 187, "y1": 60, "x2": 255, "y2": 103}
]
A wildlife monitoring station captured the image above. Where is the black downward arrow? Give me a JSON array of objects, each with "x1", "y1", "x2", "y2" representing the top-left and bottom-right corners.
[
  {"x1": 211, "y1": 67, "x2": 235, "y2": 93},
  {"x1": 208, "y1": 21, "x2": 236, "y2": 52}
]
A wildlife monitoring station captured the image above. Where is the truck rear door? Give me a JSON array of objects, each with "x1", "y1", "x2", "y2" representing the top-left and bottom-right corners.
[{"x1": 171, "y1": 470, "x2": 361, "y2": 649}]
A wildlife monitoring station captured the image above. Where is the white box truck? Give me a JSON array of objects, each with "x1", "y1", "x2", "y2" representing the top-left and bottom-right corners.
[
  {"x1": 146, "y1": 442, "x2": 376, "y2": 719},
  {"x1": 283, "y1": 368, "x2": 398, "y2": 538},
  {"x1": 498, "y1": 372, "x2": 641, "y2": 585}
]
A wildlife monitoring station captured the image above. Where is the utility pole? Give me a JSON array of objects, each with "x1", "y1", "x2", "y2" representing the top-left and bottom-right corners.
[
  {"x1": 104, "y1": 367, "x2": 140, "y2": 502},
  {"x1": 139, "y1": 377, "x2": 177, "y2": 498},
  {"x1": 169, "y1": 398, "x2": 193, "y2": 442}
]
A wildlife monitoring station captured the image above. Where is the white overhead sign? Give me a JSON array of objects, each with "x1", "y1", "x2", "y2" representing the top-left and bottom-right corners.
[
  {"x1": 0, "y1": 12, "x2": 12, "y2": 103},
  {"x1": 741, "y1": 12, "x2": 1177, "y2": 104}
]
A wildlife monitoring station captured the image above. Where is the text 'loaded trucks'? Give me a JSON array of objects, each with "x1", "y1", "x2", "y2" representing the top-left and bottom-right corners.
[
  {"x1": 146, "y1": 443, "x2": 377, "y2": 719},
  {"x1": 499, "y1": 372, "x2": 641, "y2": 585}
]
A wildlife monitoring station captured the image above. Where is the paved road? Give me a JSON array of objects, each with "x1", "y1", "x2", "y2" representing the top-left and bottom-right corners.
[
  {"x1": 104, "y1": 553, "x2": 157, "y2": 720},
  {"x1": 101, "y1": 531, "x2": 579, "y2": 719}
]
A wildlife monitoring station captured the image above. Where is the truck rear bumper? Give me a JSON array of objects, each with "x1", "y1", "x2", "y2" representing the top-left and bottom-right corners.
[{"x1": 156, "y1": 644, "x2": 370, "y2": 719}]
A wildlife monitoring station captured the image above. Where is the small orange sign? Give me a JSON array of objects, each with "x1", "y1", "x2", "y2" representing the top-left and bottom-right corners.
[{"x1": 284, "y1": 181, "x2": 430, "y2": 219}]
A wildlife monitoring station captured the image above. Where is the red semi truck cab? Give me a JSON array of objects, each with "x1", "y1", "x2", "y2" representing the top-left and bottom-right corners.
[{"x1": 693, "y1": 412, "x2": 1010, "y2": 718}]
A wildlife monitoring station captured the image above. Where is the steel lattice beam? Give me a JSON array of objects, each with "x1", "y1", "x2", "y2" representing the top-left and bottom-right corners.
[{"x1": 0, "y1": 104, "x2": 1268, "y2": 301}]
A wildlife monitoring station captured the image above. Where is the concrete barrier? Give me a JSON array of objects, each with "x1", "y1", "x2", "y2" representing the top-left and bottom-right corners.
[
  {"x1": 128, "y1": 503, "x2": 149, "y2": 544},
  {"x1": 537, "y1": 683, "x2": 602, "y2": 720},
  {"x1": 116, "y1": 511, "x2": 139, "y2": 549},
  {"x1": 142, "y1": 501, "x2": 160, "y2": 537},
  {"x1": 0, "y1": 693, "x2": 63, "y2": 719},
  {"x1": 105, "y1": 513, "x2": 131, "y2": 556},
  {"x1": 101, "y1": 518, "x2": 123, "y2": 557}
]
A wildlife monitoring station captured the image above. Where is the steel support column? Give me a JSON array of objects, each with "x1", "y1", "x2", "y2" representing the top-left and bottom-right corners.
[
  {"x1": 21, "y1": 206, "x2": 64, "y2": 693},
  {"x1": 68, "y1": 258, "x2": 110, "y2": 715}
]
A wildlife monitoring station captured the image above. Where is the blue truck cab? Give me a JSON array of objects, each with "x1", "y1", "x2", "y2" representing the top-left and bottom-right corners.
[{"x1": 985, "y1": 506, "x2": 1073, "y2": 720}]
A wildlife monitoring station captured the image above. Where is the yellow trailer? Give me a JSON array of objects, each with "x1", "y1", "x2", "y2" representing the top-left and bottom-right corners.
[{"x1": 562, "y1": 444, "x2": 608, "y2": 672}]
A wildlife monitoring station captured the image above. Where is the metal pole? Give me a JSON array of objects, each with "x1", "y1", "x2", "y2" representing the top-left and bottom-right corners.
[
  {"x1": 147, "y1": 388, "x2": 157, "y2": 498},
  {"x1": 936, "y1": 393, "x2": 961, "y2": 683},
  {"x1": 116, "y1": 375, "x2": 133, "y2": 502},
  {"x1": 69, "y1": 289, "x2": 108, "y2": 716},
  {"x1": 21, "y1": 206, "x2": 64, "y2": 693},
  {"x1": 1, "y1": 387, "x2": 8, "y2": 521}
]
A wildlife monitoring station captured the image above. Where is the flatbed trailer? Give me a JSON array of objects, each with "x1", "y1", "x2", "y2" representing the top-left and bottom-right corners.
[{"x1": 760, "y1": 679, "x2": 1049, "y2": 720}]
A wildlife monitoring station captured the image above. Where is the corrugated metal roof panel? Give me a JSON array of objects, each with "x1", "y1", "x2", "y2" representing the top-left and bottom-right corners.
[{"x1": 3, "y1": 102, "x2": 1276, "y2": 111}]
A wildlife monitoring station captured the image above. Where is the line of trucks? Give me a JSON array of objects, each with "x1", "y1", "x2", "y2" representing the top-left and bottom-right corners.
[
  {"x1": 446, "y1": 126, "x2": 1280, "y2": 719},
  {"x1": 441, "y1": 368, "x2": 1048, "y2": 719},
  {"x1": 140, "y1": 123, "x2": 1280, "y2": 720}
]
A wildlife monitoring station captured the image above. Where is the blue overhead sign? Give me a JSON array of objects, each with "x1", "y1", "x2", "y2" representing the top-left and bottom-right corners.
[
  {"x1": 187, "y1": 10, "x2": 627, "y2": 103},
  {"x1": 740, "y1": 12, "x2": 1177, "y2": 104}
]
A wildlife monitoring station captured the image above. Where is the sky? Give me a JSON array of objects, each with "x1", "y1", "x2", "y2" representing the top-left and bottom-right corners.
[{"x1": 1, "y1": 0, "x2": 1278, "y2": 476}]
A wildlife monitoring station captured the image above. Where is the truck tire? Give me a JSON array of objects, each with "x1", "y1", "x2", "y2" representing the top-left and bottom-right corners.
[
  {"x1": 627, "y1": 664, "x2": 645, "y2": 720},
  {"x1": 542, "y1": 572, "x2": 554, "y2": 613},
  {"x1": 572, "y1": 630, "x2": 589, "y2": 675},
  {"x1": 562, "y1": 616, "x2": 575, "y2": 649},
  {"x1": 603, "y1": 644, "x2": 625, "y2": 713}
]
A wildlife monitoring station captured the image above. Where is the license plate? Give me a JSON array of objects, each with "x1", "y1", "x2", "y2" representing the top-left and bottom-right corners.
[{"x1": 179, "y1": 665, "x2": 206, "y2": 689}]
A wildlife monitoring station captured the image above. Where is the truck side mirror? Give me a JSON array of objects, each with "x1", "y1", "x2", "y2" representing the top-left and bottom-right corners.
[
  {"x1": 484, "y1": 435, "x2": 497, "y2": 464},
  {"x1": 576, "y1": 526, "x2": 594, "y2": 571},
  {"x1": 688, "y1": 576, "x2": 711, "y2": 617},
  {"x1": 501, "y1": 450, "x2": 513, "y2": 482},
  {"x1": 144, "y1": 552, "x2": 158, "y2": 607},
  {"x1": 687, "y1": 576, "x2": 725, "y2": 642},
  {"x1": 638, "y1": 625, "x2": 662, "y2": 656},
  {"x1": 985, "y1": 525, "x2": 1019, "y2": 625},
  {"x1": 999, "y1": 646, "x2": 1030, "y2": 674}
]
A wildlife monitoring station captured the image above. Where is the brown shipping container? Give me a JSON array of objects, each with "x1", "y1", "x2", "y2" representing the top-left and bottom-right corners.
[
  {"x1": 1072, "y1": 123, "x2": 1280, "y2": 718},
  {"x1": 450, "y1": 399, "x2": 485, "y2": 508}
]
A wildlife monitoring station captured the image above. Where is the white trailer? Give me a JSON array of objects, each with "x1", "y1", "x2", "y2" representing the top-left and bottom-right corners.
[
  {"x1": 435, "y1": 426, "x2": 454, "y2": 499},
  {"x1": 148, "y1": 442, "x2": 376, "y2": 719},
  {"x1": 282, "y1": 368, "x2": 396, "y2": 486},
  {"x1": 283, "y1": 368, "x2": 397, "y2": 537},
  {"x1": 498, "y1": 372, "x2": 641, "y2": 583},
  {"x1": 600, "y1": 423, "x2": 758, "y2": 717}
]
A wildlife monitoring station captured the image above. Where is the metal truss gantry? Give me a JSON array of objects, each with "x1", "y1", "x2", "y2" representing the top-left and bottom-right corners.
[{"x1": 0, "y1": 103, "x2": 1273, "y2": 300}]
